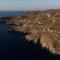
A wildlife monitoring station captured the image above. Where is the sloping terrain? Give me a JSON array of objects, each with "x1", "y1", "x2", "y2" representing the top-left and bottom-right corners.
[{"x1": 8, "y1": 9, "x2": 60, "y2": 54}]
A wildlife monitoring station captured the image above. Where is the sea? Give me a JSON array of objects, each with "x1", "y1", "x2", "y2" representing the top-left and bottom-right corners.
[{"x1": 0, "y1": 11, "x2": 59, "y2": 59}]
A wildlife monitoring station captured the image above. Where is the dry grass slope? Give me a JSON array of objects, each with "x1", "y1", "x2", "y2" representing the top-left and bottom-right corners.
[{"x1": 8, "y1": 9, "x2": 60, "y2": 54}]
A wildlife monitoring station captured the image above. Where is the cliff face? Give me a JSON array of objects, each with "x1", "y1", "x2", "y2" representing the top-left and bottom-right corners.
[{"x1": 8, "y1": 9, "x2": 60, "y2": 54}]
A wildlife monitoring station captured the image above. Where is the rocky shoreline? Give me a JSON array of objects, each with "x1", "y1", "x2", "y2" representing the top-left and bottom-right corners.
[
  {"x1": 1, "y1": 9, "x2": 60, "y2": 54},
  {"x1": 0, "y1": 17, "x2": 11, "y2": 23}
]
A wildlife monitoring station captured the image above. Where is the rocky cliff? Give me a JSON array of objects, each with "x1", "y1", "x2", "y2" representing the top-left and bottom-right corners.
[
  {"x1": 0, "y1": 17, "x2": 11, "y2": 23},
  {"x1": 8, "y1": 9, "x2": 60, "y2": 54}
]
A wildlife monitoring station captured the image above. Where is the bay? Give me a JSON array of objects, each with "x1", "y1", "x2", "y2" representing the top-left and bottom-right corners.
[{"x1": 0, "y1": 11, "x2": 56, "y2": 59}]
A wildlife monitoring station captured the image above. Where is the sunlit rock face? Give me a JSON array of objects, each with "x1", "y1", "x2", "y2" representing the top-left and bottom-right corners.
[{"x1": 8, "y1": 9, "x2": 60, "y2": 54}]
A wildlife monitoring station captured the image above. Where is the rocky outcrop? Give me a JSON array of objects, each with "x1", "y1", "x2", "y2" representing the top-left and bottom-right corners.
[
  {"x1": 0, "y1": 17, "x2": 11, "y2": 23},
  {"x1": 8, "y1": 9, "x2": 60, "y2": 54}
]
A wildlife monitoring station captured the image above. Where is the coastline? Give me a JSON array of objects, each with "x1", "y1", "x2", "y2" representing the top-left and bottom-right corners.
[{"x1": 1, "y1": 9, "x2": 60, "y2": 54}]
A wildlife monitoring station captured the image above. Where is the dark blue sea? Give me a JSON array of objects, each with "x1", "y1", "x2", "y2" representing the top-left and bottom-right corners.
[
  {"x1": 0, "y1": 11, "x2": 25, "y2": 17},
  {"x1": 0, "y1": 11, "x2": 59, "y2": 59}
]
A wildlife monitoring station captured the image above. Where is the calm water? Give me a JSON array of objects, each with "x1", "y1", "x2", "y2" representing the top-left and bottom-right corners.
[
  {"x1": 0, "y1": 11, "x2": 25, "y2": 17},
  {"x1": 0, "y1": 24, "x2": 58, "y2": 58},
  {"x1": 0, "y1": 12, "x2": 59, "y2": 59}
]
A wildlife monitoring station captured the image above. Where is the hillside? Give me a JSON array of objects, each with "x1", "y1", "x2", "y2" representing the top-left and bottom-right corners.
[{"x1": 8, "y1": 9, "x2": 60, "y2": 54}]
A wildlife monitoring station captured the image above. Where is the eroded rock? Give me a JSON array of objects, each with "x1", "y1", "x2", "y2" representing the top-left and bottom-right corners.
[{"x1": 8, "y1": 9, "x2": 60, "y2": 54}]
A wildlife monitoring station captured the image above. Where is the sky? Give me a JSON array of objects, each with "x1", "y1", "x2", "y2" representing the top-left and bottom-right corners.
[{"x1": 0, "y1": 0, "x2": 60, "y2": 11}]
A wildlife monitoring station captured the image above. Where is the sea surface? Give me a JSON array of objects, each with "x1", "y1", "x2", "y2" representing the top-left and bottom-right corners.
[
  {"x1": 0, "y1": 11, "x2": 59, "y2": 59},
  {"x1": 0, "y1": 11, "x2": 26, "y2": 17}
]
